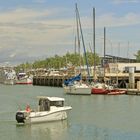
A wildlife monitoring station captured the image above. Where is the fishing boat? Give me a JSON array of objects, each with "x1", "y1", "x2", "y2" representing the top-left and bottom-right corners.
[
  {"x1": 16, "y1": 72, "x2": 33, "y2": 84},
  {"x1": 15, "y1": 96, "x2": 72, "y2": 124}
]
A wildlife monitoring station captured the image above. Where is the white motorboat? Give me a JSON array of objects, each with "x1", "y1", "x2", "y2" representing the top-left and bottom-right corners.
[
  {"x1": 63, "y1": 81, "x2": 91, "y2": 95},
  {"x1": 0, "y1": 69, "x2": 16, "y2": 85},
  {"x1": 15, "y1": 96, "x2": 72, "y2": 124},
  {"x1": 16, "y1": 72, "x2": 33, "y2": 84}
]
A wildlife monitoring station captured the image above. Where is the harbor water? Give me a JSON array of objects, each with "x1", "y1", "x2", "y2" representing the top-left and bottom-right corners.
[{"x1": 0, "y1": 85, "x2": 140, "y2": 140}]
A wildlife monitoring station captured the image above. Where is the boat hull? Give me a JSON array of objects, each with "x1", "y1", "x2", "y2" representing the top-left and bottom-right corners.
[
  {"x1": 91, "y1": 88, "x2": 109, "y2": 94},
  {"x1": 108, "y1": 89, "x2": 126, "y2": 95},
  {"x1": 91, "y1": 88, "x2": 126, "y2": 95},
  {"x1": 16, "y1": 78, "x2": 32, "y2": 85},
  {"x1": 64, "y1": 86, "x2": 91, "y2": 95},
  {"x1": 29, "y1": 111, "x2": 67, "y2": 123},
  {"x1": 4, "y1": 79, "x2": 16, "y2": 85}
]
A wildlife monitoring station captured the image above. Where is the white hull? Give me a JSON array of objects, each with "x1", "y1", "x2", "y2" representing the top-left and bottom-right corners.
[
  {"x1": 4, "y1": 79, "x2": 16, "y2": 85},
  {"x1": 17, "y1": 106, "x2": 71, "y2": 124},
  {"x1": 29, "y1": 111, "x2": 67, "y2": 123},
  {"x1": 16, "y1": 77, "x2": 32, "y2": 84},
  {"x1": 64, "y1": 86, "x2": 91, "y2": 95}
]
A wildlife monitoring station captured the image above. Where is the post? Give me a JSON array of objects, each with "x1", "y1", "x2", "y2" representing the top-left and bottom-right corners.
[
  {"x1": 129, "y1": 67, "x2": 135, "y2": 89},
  {"x1": 137, "y1": 81, "x2": 140, "y2": 91}
]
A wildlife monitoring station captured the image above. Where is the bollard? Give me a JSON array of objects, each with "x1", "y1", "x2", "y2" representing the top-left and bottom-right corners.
[{"x1": 129, "y1": 67, "x2": 135, "y2": 89}]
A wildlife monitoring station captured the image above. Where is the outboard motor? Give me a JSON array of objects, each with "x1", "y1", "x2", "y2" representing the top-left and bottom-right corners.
[{"x1": 16, "y1": 112, "x2": 25, "y2": 123}]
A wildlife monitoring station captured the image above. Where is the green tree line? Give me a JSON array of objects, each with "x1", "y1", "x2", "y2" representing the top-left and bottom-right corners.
[
  {"x1": 15, "y1": 52, "x2": 100, "y2": 71},
  {"x1": 135, "y1": 50, "x2": 140, "y2": 62},
  {"x1": 15, "y1": 50, "x2": 140, "y2": 72}
]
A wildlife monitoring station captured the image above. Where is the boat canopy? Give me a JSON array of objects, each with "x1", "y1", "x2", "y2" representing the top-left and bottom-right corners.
[
  {"x1": 18, "y1": 73, "x2": 26, "y2": 75},
  {"x1": 37, "y1": 96, "x2": 65, "y2": 101},
  {"x1": 37, "y1": 96, "x2": 65, "y2": 111}
]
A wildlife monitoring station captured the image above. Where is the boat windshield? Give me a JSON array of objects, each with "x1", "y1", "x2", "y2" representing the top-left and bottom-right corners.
[
  {"x1": 50, "y1": 101, "x2": 64, "y2": 107},
  {"x1": 38, "y1": 99, "x2": 64, "y2": 111},
  {"x1": 38, "y1": 99, "x2": 50, "y2": 111}
]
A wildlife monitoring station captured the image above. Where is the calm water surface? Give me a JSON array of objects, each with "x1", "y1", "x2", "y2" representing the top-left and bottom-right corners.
[{"x1": 0, "y1": 84, "x2": 140, "y2": 140}]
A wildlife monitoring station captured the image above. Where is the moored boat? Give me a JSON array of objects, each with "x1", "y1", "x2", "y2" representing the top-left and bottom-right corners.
[
  {"x1": 0, "y1": 69, "x2": 16, "y2": 85},
  {"x1": 107, "y1": 89, "x2": 127, "y2": 95},
  {"x1": 91, "y1": 83, "x2": 126, "y2": 95},
  {"x1": 91, "y1": 87, "x2": 109, "y2": 95},
  {"x1": 63, "y1": 73, "x2": 91, "y2": 95},
  {"x1": 16, "y1": 72, "x2": 33, "y2": 84},
  {"x1": 64, "y1": 81, "x2": 91, "y2": 95},
  {"x1": 15, "y1": 96, "x2": 72, "y2": 124}
]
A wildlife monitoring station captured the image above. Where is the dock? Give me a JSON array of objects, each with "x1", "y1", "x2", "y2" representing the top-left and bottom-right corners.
[
  {"x1": 33, "y1": 75, "x2": 88, "y2": 87},
  {"x1": 126, "y1": 89, "x2": 140, "y2": 95},
  {"x1": 33, "y1": 75, "x2": 140, "y2": 95}
]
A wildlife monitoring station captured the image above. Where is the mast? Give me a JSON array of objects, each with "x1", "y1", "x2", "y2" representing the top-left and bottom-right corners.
[
  {"x1": 74, "y1": 36, "x2": 76, "y2": 54},
  {"x1": 104, "y1": 27, "x2": 106, "y2": 79},
  {"x1": 75, "y1": 3, "x2": 90, "y2": 81},
  {"x1": 75, "y1": 3, "x2": 81, "y2": 73},
  {"x1": 93, "y1": 7, "x2": 96, "y2": 81}
]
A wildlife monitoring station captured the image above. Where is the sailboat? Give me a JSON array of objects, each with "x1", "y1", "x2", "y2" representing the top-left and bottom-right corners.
[
  {"x1": 63, "y1": 4, "x2": 91, "y2": 95},
  {"x1": 63, "y1": 73, "x2": 91, "y2": 95}
]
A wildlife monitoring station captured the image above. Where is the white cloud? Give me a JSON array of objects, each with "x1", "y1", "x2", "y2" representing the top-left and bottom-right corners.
[
  {"x1": 0, "y1": 8, "x2": 50, "y2": 23},
  {"x1": 83, "y1": 12, "x2": 140, "y2": 28},
  {"x1": 0, "y1": 7, "x2": 139, "y2": 64}
]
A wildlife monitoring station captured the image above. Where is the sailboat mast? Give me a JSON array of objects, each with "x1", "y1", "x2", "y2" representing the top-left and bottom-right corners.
[
  {"x1": 75, "y1": 3, "x2": 90, "y2": 81},
  {"x1": 104, "y1": 27, "x2": 106, "y2": 78},
  {"x1": 75, "y1": 3, "x2": 81, "y2": 73},
  {"x1": 93, "y1": 7, "x2": 96, "y2": 81}
]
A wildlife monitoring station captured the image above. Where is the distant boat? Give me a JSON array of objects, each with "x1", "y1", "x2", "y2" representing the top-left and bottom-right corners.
[
  {"x1": 0, "y1": 69, "x2": 16, "y2": 85},
  {"x1": 91, "y1": 83, "x2": 126, "y2": 95},
  {"x1": 16, "y1": 96, "x2": 72, "y2": 124},
  {"x1": 16, "y1": 72, "x2": 33, "y2": 85},
  {"x1": 64, "y1": 81, "x2": 91, "y2": 95}
]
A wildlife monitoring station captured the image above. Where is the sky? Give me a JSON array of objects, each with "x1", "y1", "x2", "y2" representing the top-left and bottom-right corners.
[{"x1": 0, "y1": 0, "x2": 140, "y2": 65}]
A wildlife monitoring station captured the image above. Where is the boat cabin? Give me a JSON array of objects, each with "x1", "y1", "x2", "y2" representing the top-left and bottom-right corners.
[
  {"x1": 17, "y1": 72, "x2": 27, "y2": 79},
  {"x1": 37, "y1": 96, "x2": 65, "y2": 112}
]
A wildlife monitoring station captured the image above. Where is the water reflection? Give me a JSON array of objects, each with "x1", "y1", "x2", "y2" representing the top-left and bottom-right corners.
[{"x1": 16, "y1": 120, "x2": 68, "y2": 140}]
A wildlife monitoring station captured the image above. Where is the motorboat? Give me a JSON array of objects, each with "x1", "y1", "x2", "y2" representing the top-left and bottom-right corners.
[
  {"x1": 16, "y1": 72, "x2": 33, "y2": 84},
  {"x1": 15, "y1": 96, "x2": 72, "y2": 124},
  {"x1": 91, "y1": 83, "x2": 126, "y2": 95},
  {"x1": 107, "y1": 89, "x2": 127, "y2": 95},
  {"x1": 0, "y1": 69, "x2": 16, "y2": 85},
  {"x1": 63, "y1": 81, "x2": 91, "y2": 95}
]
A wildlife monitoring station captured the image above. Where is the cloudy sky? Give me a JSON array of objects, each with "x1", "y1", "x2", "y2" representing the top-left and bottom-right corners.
[{"x1": 0, "y1": 0, "x2": 140, "y2": 65}]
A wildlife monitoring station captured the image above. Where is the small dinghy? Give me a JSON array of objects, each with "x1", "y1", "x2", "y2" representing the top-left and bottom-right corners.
[{"x1": 16, "y1": 96, "x2": 72, "y2": 124}]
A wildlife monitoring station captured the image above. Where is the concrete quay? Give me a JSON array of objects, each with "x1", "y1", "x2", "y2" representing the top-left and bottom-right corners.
[{"x1": 126, "y1": 89, "x2": 140, "y2": 95}]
